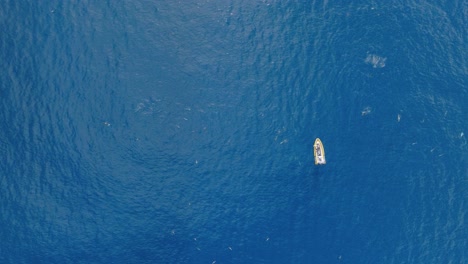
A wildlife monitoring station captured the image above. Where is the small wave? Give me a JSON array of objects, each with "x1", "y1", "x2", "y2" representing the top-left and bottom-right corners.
[
  {"x1": 365, "y1": 54, "x2": 387, "y2": 68},
  {"x1": 361, "y1": 106, "x2": 372, "y2": 116}
]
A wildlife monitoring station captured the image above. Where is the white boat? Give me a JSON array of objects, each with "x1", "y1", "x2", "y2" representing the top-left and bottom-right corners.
[{"x1": 314, "y1": 138, "x2": 326, "y2": 165}]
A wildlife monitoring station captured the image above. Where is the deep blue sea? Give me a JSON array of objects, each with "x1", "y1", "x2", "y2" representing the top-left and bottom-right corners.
[{"x1": 1, "y1": 1, "x2": 466, "y2": 263}]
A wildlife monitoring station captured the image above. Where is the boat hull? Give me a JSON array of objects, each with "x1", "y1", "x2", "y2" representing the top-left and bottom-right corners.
[{"x1": 314, "y1": 138, "x2": 326, "y2": 165}]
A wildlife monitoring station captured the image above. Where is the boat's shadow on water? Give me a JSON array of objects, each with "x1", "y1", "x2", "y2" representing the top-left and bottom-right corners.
[
  {"x1": 295, "y1": 165, "x2": 326, "y2": 207},
  {"x1": 310, "y1": 165, "x2": 326, "y2": 189}
]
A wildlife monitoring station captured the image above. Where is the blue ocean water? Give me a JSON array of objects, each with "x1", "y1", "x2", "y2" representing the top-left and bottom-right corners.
[{"x1": 1, "y1": 1, "x2": 466, "y2": 263}]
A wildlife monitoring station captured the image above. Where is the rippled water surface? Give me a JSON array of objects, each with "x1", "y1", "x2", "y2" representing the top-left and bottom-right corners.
[{"x1": 1, "y1": 1, "x2": 466, "y2": 263}]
